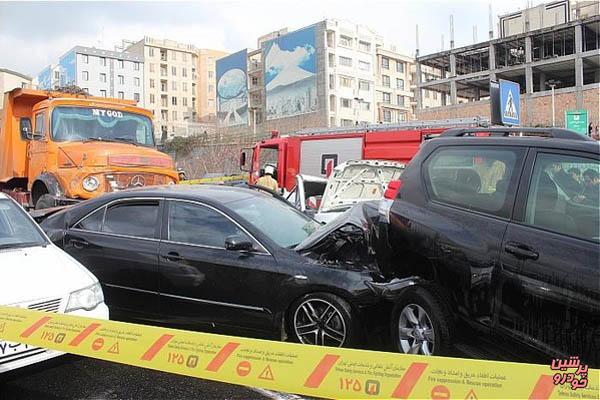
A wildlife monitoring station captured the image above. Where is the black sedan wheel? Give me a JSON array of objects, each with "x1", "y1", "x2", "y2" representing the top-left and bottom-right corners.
[
  {"x1": 391, "y1": 286, "x2": 454, "y2": 356},
  {"x1": 289, "y1": 293, "x2": 357, "y2": 347}
]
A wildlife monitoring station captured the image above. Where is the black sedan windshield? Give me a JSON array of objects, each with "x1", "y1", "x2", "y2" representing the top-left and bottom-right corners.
[
  {"x1": 51, "y1": 106, "x2": 154, "y2": 146},
  {"x1": 0, "y1": 199, "x2": 47, "y2": 249},
  {"x1": 228, "y1": 195, "x2": 320, "y2": 248}
]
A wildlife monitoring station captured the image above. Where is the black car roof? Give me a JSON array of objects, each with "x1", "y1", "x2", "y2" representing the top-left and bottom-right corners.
[{"x1": 430, "y1": 136, "x2": 600, "y2": 154}]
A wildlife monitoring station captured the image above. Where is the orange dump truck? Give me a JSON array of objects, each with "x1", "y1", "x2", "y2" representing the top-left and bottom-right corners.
[{"x1": 0, "y1": 88, "x2": 178, "y2": 209}]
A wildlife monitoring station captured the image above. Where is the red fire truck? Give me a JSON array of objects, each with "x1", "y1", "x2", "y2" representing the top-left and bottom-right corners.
[{"x1": 240, "y1": 118, "x2": 489, "y2": 192}]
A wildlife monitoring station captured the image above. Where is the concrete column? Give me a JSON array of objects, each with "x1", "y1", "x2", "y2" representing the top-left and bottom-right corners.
[
  {"x1": 488, "y1": 43, "x2": 497, "y2": 81},
  {"x1": 575, "y1": 23, "x2": 584, "y2": 108},
  {"x1": 449, "y1": 53, "x2": 457, "y2": 77},
  {"x1": 526, "y1": 66, "x2": 534, "y2": 94},
  {"x1": 450, "y1": 81, "x2": 457, "y2": 105},
  {"x1": 539, "y1": 72, "x2": 546, "y2": 90},
  {"x1": 525, "y1": 36, "x2": 532, "y2": 63},
  {"x1": 475, "y1": 87, "x2": 481, "y2": 101},
  {"x1": 415, "y1": 61, "x2": 423, "y2": 110}
]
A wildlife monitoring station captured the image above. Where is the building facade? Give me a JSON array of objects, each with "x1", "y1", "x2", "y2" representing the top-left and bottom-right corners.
[
  {"x1": 415, "y1": 10, "x2": 599, "y2": 128},
  {"x1": 375, "y1": 46, "x2": 415, "y2": 123},
  {"x1": 126, "y1": 37, "x2": 198, "y2": 141},
  {"x1": 197, "y1": 49, "x2": 229, "y2": 122},
  {"x1": 37, "y1": 46, "x2": 144, "y2": 105},
  {"x1": 0, "y1": 68, "x2": 32, "y2": 108}
]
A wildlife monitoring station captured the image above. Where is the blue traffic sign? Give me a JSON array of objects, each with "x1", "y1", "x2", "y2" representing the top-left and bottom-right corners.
[{"x1": 499, "y1": 79, "x2": 520, "y2": 125}]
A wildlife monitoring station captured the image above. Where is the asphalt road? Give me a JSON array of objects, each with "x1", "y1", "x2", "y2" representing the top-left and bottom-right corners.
[{"x1": 0, "y1": 355, "x2": 290, "y2": 400}]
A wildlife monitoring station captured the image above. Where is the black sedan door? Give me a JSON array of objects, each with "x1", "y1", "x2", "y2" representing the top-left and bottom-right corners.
[
  {"x1": 158, "y1": 199, "x2": 283, "y2": 335},
  {"x1": 499, "y1": 149, "x2": 600, "y2": 364},
  {"x1": 64, "y1": 199, "x2": 162, "y2": 321}
]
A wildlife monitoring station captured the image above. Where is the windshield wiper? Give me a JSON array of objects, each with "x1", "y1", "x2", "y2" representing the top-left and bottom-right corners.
[
  {"x1": 82, "y1": 137, "x2": 141, "y2": 146},
  {"x1": 0, "y1": 242, "x2": 44, "y2": 250},
  {"x1": 114, "y1": 137, "x2": 141, "y2": 146}
]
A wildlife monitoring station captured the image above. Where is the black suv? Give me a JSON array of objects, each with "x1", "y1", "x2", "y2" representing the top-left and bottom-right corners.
[{"x1": 379, "y1": 127, "x2": 599, "y2": 365}]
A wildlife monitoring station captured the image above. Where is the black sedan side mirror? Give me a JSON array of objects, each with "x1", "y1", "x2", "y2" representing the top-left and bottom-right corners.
[{"x1": 225, "y1": 235, "x2": 253, "y2": 252}]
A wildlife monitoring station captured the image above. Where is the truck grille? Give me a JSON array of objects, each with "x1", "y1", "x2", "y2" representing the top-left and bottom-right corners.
[
  {"x1": 105, "y1": 173, "x2": 168, "y2": 191},
  {"x1": 27, "y1": 298, "x2": 61, "y2": 313}
]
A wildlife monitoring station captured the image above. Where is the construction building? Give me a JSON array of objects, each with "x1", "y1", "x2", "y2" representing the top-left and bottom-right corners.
[
  {"x1": 0, "y1": 68, "x2": 33, "y2": 108},
  {"x1": 415, "y1": 1, "x2": 599, "y2": 127}
]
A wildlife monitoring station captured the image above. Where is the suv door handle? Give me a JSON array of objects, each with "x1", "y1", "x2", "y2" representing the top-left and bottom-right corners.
[
  {"x1": 70, "y1": 239, "x2": 89, "y2": 249},
  {"x1": 161, "y1": 251, "x2": 184, "y2": 262},
  {"x1": 504, "y1": 242, "x2": 539, "y2": 260}
]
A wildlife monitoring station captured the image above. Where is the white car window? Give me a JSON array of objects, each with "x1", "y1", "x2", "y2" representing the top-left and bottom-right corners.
[{"x1": 0, "y1": 199, "x2": 47, "y2": 249}]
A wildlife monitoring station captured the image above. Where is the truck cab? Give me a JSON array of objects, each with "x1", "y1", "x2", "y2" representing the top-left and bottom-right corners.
[{"x1": 0, "y1": 88, "x2": 179, "y2": 208}]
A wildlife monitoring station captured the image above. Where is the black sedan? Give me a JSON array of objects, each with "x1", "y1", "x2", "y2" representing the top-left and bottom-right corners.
[{"x1": 41, "y1": 185, "x2": 398, "y2": 348}]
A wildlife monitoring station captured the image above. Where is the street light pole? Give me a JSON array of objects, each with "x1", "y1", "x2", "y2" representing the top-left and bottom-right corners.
[{"x1": 550, "y1": 84, "x2": 556, "y2": 127}]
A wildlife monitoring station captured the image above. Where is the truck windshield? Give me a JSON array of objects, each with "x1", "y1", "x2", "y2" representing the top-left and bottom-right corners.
[
  {"x1": 0, "y1": 199, "x2": 48, "y2": 249},
  {"x1": 51, "y1": 106, "x2": 154, "y2": 146}
]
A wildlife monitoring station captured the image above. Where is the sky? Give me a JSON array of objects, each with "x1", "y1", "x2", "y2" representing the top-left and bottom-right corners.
[{"x1": 0, "y1": 0, "x2": 546, "y2": 78}]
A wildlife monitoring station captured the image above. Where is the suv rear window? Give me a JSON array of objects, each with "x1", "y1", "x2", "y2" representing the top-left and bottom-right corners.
[{"x1": 425, "y1": 146, "x2": 522, "y2": 218}]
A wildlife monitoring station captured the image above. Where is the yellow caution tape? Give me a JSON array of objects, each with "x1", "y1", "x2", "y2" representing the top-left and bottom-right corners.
[
  {"x1": 0, "y1": 306, "x2": 597, "y2": 399},
  {"x1": 179, "y1": 175, "x2": 246, "y2": 185}
]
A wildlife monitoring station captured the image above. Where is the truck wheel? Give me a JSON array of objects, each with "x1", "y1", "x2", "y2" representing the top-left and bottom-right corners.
[
  {"x1": 287, "y1": 292, "x2": 359, "y2": 348},
  {"x1": 35, "y1": 194, "x2": 56, "y2": 210},
  {"x1": 391, "y1": 286, "x2": 454, "y2": 356}
]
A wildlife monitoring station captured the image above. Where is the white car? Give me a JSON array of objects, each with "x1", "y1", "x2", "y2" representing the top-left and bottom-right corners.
[
  {"x1": 0, "y1": 193, "x2": 109, "y2": 374},
  {"x1": 290, "y1": 160, "x2": 405, "y2": 223}
]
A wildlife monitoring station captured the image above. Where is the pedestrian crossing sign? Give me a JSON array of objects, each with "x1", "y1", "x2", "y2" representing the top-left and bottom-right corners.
[{"x1": 499, "y1": 79, "x2": 520, "y2": 125}]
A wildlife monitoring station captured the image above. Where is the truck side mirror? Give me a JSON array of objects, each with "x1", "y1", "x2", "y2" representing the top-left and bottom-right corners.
[
  {"x1": 240, "y1": 151, "x2": 247, "y2": 169},
  {"x1": 20, "y1": 118, "x2": 32, "y2": 140}
]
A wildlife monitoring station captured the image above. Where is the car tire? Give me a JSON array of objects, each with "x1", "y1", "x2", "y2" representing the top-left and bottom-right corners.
[
  {"x1": 35, "y1": 194, "x2": 56, "y2": 210},
  {"x1": 391, "y1": 285, "x2": 454, "y2": 356},
  {"x1": 287, "y1": 292, "x2": 359, "y2": 348}
]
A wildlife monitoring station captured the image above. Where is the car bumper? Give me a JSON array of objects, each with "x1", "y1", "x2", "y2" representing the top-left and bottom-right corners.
[{"x1": 0, "y1": 302, "x2": 109, "y2": 374}]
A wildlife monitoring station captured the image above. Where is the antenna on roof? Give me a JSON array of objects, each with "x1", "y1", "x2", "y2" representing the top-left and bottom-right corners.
[
  {"x1": 441, "y1": 34, "x2": 444, "y2": 51},
  {"x1": 473, "y1": 26, "x2": 478, "y2": 43},
  {"x1": 415, "y1": 24, "x2": 420, "y2": 57},
  {"x1": 450, "y1": 15, "x2": 455, "y2": 49},
  {"x1": 488, "y1": 3, "x2": 494, "y2": 39}
]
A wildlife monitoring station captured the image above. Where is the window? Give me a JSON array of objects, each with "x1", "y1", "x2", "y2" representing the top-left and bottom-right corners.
[
  {"x1": 171, "y1": 51, "x2": 177, "y2": 61},
  {"x1": 382, "y1": 92, "x2": 391, "y2": 103},
  {"x1": 360, "y1": 101, "x2": 370, "y2": 111},
  {"x1": 161, "y1": 66, "x2": 167, "y2": 77},
  {"x1": 103, "y1": 202, "x2": 159, "y2": 238},
  {"x1": 172, "y1": 81, "x2": 177, "y2": 91},
  {"x1": 339, "y1": 35, "x2": 353, "y2": 47},
  {"x1": 161, "y1": 96, "x2": 168, "y2": 107},
  {"x1": 359, "y1": 61, "x2": 370, "y2": 71},
  {"x1": 118, "y1": 91, "x2": 124, "y2": 99},
  {"x1": 433, "y1": 91, "x2": 438, "y2": 100},
  {"x1": 54, "y1": 71, "x2": 60, "y2": 80},
  {"x1": 118, "y1": 60, "x2": 124, "y2": 69},
  {"x1": 182, "y1": 53, "x2": 188, "y2": 62},
  {"x1": 34, "y1": 112, "x2": 45, "y2": 138},
  {"x1": 425, "y1": 147, "x2": 522, "y2": 218},
  {"x1": 182, "y1": 82, "x2": 188, "y2": 92},
  {"x1": 207, "y1": 71, "x2": 213, "y2": 78},
  {"x1": 396, "y1": 61, "x2": 404, "y2": 73},
  {"x1": 134, "y1": 62, "x2": 140, "y2": 71},
  {"x1": 149, "y1": 47, "x2": 155, "y2": 57},
  {"x1": 396, "y1": 78, "x2": 404, "y2": 90},
  {"x1": 208, "y1": 99, "x2": 214, "y2": 108},
  {"x1": 134, "y1": 77, "x2": 140, "y2": 87},
  {"x1": 171, "y1": 96, "x2": 177, "y2": 106},
  {"x1": 134, "y1": 93, "x2": 140, "y2": 102},
  {"x1": 341, "y1": 98, "x2": 352, "y2": 108},
  {"x1": 150, "y1": 94, "x2": 155, "y2": 104},
  {"x1": 382, "y1": 75, "x2": 390, "y2": 88},
  {"x1": 359, "y1": 80, "x2": 370, "y2": 91},
  {"x1": 118, "y1": 75, "x2": 124, "y2": 84},
  {"x1": 167, "y1": 201, "x2": 249, "y2": 248},
  {"x1": 425, "y1": 90, "x2": 430, "y2": 98},
  {"x1": 150, "y1": 79, "x2": 155, "y2": 88},
  {"x1": 182, "y1": 97, "x2": 188, "y2": 107},
  {"x1": 172, "y1": 111, "x2": 177, "y2": 120},
  {"x1": 75, "y1": 207, "x2": 105, "y2": 232},
  {"x1": 339, "y1": 56, "x2": 352, "y2": 67},
  {"x1": 161, "y1": 81, "x2": 167, "y2": 91},
  {"x1": 100, "y1": 57, "x2": 106, "y2": 67},
  {"x1": 341, "y1": 119, "x2": 354, "y2": 126},
  {"x1": 82, "y1": 54, "x2": 89, "y2": 64},
  {"x1": 358, "y1": 41, "x2": 371, "y2": 52},
  {"x1": 100, "y1": 90, "x2": 107, "y2": 97},
  {"x1": 339, "y1": 76, "x2": 353, "y2": 88},
  {"x1": 524, "y1": 153, "x2": 599, "y2": 242},
  {"x1": 100, "y1": 73, "x2": 107, "y2": 83},
  {"x1": 82, "y1": 71, "x2": 89, "y2": 81},
  {"x1": 208, "y1": 84, "x2": 214, "y2": 93},
  {"x1": 397, "y1": 95, "x2": 405, "y2": 106},
  {"x1": 381, "y1": 57, "x2": 389, "y2": 69},
  {"x1": 398, "y1": 113, "x2": 407, "y2": 122},
  {"x1": 328, "y1": 53, "x2": 336, "y2": 67},
  {"x1": 182, "y1": 68, "x2": 188, "y2": 77},
  {"x1": 172, "y1": 66, "x2": 177, "y2": 76},
  {"x1": 149, "y1": 63, "x2": 155, "y2": 73},
  {"x1": 383, "y1": 110, "x2": 391, "y2": 122}
]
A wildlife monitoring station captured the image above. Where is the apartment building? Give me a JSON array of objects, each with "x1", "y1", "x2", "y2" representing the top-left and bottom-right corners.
[
  {"x1": 375, "y1": 46, "x2": 414, "y2": 123},
  {"x1": 37, "y1": 46, "x2": 144, "y2": 105},
  {"x1": 126, "y1": 37, "x2": 197, "y2": 140},
  {"x1": 0, "y1": 68, "x2": 32, "y2": 108},
  {"x1": 197, "y1": 48, "x2": 229, "y2": 122}
]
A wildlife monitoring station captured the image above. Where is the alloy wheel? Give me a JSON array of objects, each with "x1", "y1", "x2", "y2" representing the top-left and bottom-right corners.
[
  {"x1": 397, "y1": 303, "x2": 435, "y2": 355},
  {"x1": 293, "y1": 298, "x2": 347, "y2": 347}
]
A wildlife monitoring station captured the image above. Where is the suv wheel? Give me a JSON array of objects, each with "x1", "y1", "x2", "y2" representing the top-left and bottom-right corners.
[
  {"x1": 391, "y1": 286, "x2": 453, "y2": 356},
  {"x1": 288, "y1": 292, "x2": 358, "y2": 348}
]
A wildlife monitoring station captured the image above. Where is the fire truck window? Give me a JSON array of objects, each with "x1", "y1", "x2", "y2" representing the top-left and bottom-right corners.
[{"x1": 259, "y1": 147, "x2": 279, "y2": 176}]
